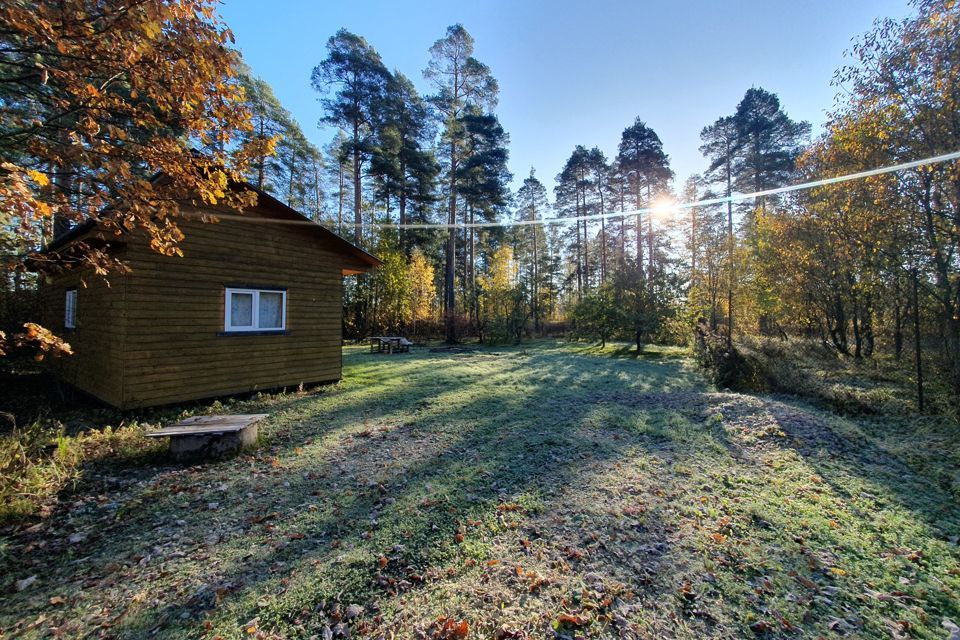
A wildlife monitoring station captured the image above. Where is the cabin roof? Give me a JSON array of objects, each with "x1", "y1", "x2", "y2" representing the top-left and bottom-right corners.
[{"x1": 45, "y1": 178, "x2": 381, "y2": 274}]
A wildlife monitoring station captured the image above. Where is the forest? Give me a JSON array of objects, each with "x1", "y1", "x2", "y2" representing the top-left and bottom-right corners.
[
  {"x1": 209, "y1": 1, "x2": 960, "y2": 412},
  {"x1": 0, "y1": 0, "x2": 957, "y2": 418},
  {"x1": 0, "y1": 1, "x2": 955, "y2": 387}
]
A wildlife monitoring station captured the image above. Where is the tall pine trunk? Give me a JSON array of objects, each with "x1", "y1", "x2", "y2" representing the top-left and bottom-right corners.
[
  {"x1": 398, "y1": 158, "x2": 407, "y2": 254},
  {"x1": 353, "y1": 120, "x2": 362, "y2": 246},
  {"x1": 725, "y1": 156, "x2": 734, "y2": 346},
  {"x1": 337, "y1": 161, "x2": 345, "y2": 236},
  {"x1": 646, "y1": 183, "x2": 654, "y2": 281},
  {"x1": 445, "y1": 138, "x2": 457, "y2": 343},
  {"x1": 532, "y1": 225, "x2": 540, "y2": 333},
  {"x1": 575, "y1": 186, "x2": 583, "y2": 297},
  {"x1": 634, "y1": 179, "x2": 643, "y2": 272}
]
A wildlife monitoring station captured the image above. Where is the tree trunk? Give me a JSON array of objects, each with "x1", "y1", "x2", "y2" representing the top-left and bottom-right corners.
[
  {"x1": 575, "y1": 186, "x2": 583, "y2": 296},
  {"x1": 469, "y1": 204, "x2": 477, "y2": 332},
  {"x1": 852, "y1": 301, "x2": 862, "y2": 359},
  {"x1": 532, "y1": 225, "x2": 539, "y2": 333},
  {"x1": 445, "y1": 139, "x2": 457, "y2": 343},
  {"x1": 399, "y1": 158, "x2": 407, "y2": 254},
  {"x1": 635, "y1": 179, "x2": 643, "y2": 270},
  {"x1": 894, "y1": 283, "x2": 904, "y2": 360},
  {"x1": 583, "y1": 217, "x2": 589, "y2": 291},
  {"x1": 597, "y1": 173, "x2": 606, "y2": 284},
  {"x1": 353, "y1": 121, "x2": 362, "y2": 246},
  {"x1": 256, "y1": 117, "x2": 266, "y2": 190},
  {"x1": 725, "y1": 157, "x2": 734, "y2": 346},
  {"x1": 912, "y1": 267, "x2": 924, "y2": 412},
  {"x1": 337, "y1": 161, "x2": 344, "y2": 236},
  {"x1": 646, "y1": 183, "x2": 654, "y2": 281},
  {"x1": 600, "y1": 217, "x2": 606, "y2": 284}
]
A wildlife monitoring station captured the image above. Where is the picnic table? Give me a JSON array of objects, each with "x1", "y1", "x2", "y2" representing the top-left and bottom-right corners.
[{"x1": 369, "y1": 336, "x2": 412, "y2": 354}]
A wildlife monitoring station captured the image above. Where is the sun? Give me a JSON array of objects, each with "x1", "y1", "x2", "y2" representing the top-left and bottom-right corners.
[{"x1": 651, "y1": 197, "x2": 677, "y2": 221}]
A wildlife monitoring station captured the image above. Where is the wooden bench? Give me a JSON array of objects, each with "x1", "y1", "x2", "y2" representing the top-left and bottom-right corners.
[{"x1": 146, "y1": 414, "x2": 267, "y2": 461}]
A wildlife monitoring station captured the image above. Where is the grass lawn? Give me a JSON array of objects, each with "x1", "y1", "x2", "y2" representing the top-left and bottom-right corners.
[{"x1": 2, "y1": 340, "x2": 959, "y2": 639}]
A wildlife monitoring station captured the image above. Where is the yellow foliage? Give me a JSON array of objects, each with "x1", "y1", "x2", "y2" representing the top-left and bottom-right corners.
[
  {"x1": 1, "y1": 0, "x2": 268, "y2": 359},
  {"x1": 26, "y1": 170, "x2": 49, "y2": 187},
  {"x1": 408, "y1": 250, "x2": 436, "y2": 325}
]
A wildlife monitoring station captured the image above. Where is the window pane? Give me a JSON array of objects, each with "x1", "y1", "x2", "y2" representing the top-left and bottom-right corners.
[
  {"x1": 259, "y1": 292, "x2": 283, "y2": 329},
  {"x1": 230, "y1": 292, "x2": 253, "y2": 327},
  {"x1": 65, "y1": 290, "x2": 76, "y2": 328}
]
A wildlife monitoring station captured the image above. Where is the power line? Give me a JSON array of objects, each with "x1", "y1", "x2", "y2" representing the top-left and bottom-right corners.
[{"x1": 183, "y1": 150, "x2": 960, "y2": 231}]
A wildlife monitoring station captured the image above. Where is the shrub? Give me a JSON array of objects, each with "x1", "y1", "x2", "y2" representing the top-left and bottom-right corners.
[
  {"x1": 693, "y1": 321, "x2": 767, "y2": 391},
  {"x1": 0, "y1": 419, "x2": 162, "y2": 524}
]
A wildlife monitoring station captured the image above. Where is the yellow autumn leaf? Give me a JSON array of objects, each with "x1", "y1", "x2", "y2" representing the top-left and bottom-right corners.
[
  {"x1": 27, "y1": 169, "x2": 49, "y2": 186},
  {"x1": 143, "y1": 21, "x2": 162, "y2": 38}
]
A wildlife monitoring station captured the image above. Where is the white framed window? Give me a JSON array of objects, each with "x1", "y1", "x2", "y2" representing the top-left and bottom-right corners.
[
  {"x1": 224, "y1": 287, "x2": 286, "y2": 332},
  {"x1": 64, "y1": 288, "x2": 77, "y2": 329}
]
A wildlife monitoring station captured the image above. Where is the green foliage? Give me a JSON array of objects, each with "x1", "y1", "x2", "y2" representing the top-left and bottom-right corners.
[
  {"x1": 478, "y1": 246, "x2": 527, "y2": 343},
  {"x1": 569, "y1": 284, "x2": 622, "y2": 347},
  {"x1": 0, "y1": 420, "x2": 163, "y2": 523},
  {"x1": 369, "y1": 243, "x2": 411, "y2": 333},
  {"x1": 312, "y1": 29, "x2": 391, "y2": 244},
  {"x1": 369, "y1": 71, "x2": 439, "y2": 232}
]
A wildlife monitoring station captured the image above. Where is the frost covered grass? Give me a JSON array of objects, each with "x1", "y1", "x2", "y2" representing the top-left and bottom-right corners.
[{"x1": 1, "y1": 340, "x2": 958, "y2": 639}]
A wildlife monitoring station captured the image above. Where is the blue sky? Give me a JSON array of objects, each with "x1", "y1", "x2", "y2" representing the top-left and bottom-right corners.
[{"x1": 219, "y1": 0, "x2": 912, "y2": 196}]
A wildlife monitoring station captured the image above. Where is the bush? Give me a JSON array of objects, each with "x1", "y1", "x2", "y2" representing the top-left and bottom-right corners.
[
  {"x1": 693, "y1": 321, "x2": 767, "y2": 391},
  {"x1": 569, "y1": 285, "x2": 623, "y2": 348},
  {"x1": 0, "y1": 419, "x2": 162, "y2": 523}
]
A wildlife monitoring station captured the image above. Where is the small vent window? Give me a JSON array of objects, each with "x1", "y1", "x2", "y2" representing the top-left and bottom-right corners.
[{"x1": 64, "y1": 288, "x2": 77, "y2": 329}]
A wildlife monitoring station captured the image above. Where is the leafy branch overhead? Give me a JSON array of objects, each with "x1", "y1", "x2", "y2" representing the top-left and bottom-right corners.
[{"x1": 0, "y1": 0, "x2": 271, "y2": 352}]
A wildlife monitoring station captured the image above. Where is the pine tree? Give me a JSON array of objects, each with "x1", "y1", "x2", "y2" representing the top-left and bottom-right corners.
[
  {"x1": 585, "y1": 148, "x2": 610, "y2": 284},
  {"x1": 424, "y1": 24, "x2": 498, "y2": 342},
  {"x1": 457, "y1": 110, "x2": 511, "y2": 329},
  {"x1": 372, "y1": 71, "x2": 439, "y2": 252},
  {"x1": 514, "y1": 169, "x2": 551, "y2": 333},
  {"x1": 617, "y1": 119, "x2": 672, "y2": 272},
  {"x1": 556, "y1": 146, "x2": 593, "y2": 295},
  {"x1": 323, "y1": 131, "x2": 353, "y2": 235},
  {"x1": 236, "y1": 69, "x2": 291, "y2": 192},
  {"x1": 732, "y1": 88, "x2": 810, "y2": 200},
  {"x1": 312, "y1": 30, "x2": 390, "y2": 246},
  {"x1": 699, "y1": 115, "x2": 740, "y2": 341}
]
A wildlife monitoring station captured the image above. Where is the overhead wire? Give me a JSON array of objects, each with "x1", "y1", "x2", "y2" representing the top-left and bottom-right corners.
[{"x1": 180, "y1": 150, "x2": 960, "y2": 230}]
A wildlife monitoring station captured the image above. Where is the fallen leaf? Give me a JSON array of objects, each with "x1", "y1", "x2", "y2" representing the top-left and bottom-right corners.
[
  {"x1": 555, "y1": 613, "x2": 589, "y2": 627},
  {"x1": 750, "y1": 620, "x2": 773, "y2": 634},
  {"x1": 430, "y1": 616, "x2": 469, "y2": 639}
]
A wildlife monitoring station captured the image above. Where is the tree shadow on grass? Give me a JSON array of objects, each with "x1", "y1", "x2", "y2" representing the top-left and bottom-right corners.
[
  {"x1": 2, "y1": 345, "x2": 702, "y2": 638},
  {"x1": 763, "y1": 398, "x2": 960, "y2": 535},
  {"x1": 19, "y1": 344, "x2": 953, "y2": 638}
]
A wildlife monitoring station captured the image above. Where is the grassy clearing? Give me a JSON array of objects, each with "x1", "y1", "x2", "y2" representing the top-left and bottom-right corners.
[{"x1": 1, "y1": 340, "x2": 959, "y2": 639}]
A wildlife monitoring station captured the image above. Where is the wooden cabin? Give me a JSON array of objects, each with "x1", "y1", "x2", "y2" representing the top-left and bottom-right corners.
[{"x1": 39, "y1": 183, "x2": 380, "y2": 409}]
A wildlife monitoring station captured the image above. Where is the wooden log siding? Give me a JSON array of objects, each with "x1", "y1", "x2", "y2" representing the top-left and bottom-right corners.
[
  {"x1": 39, "y1": 200, "x2": 369, "y2": 409},
  {"x1": 40, "y1": 264, "x2": 127, "y2": 407}
]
